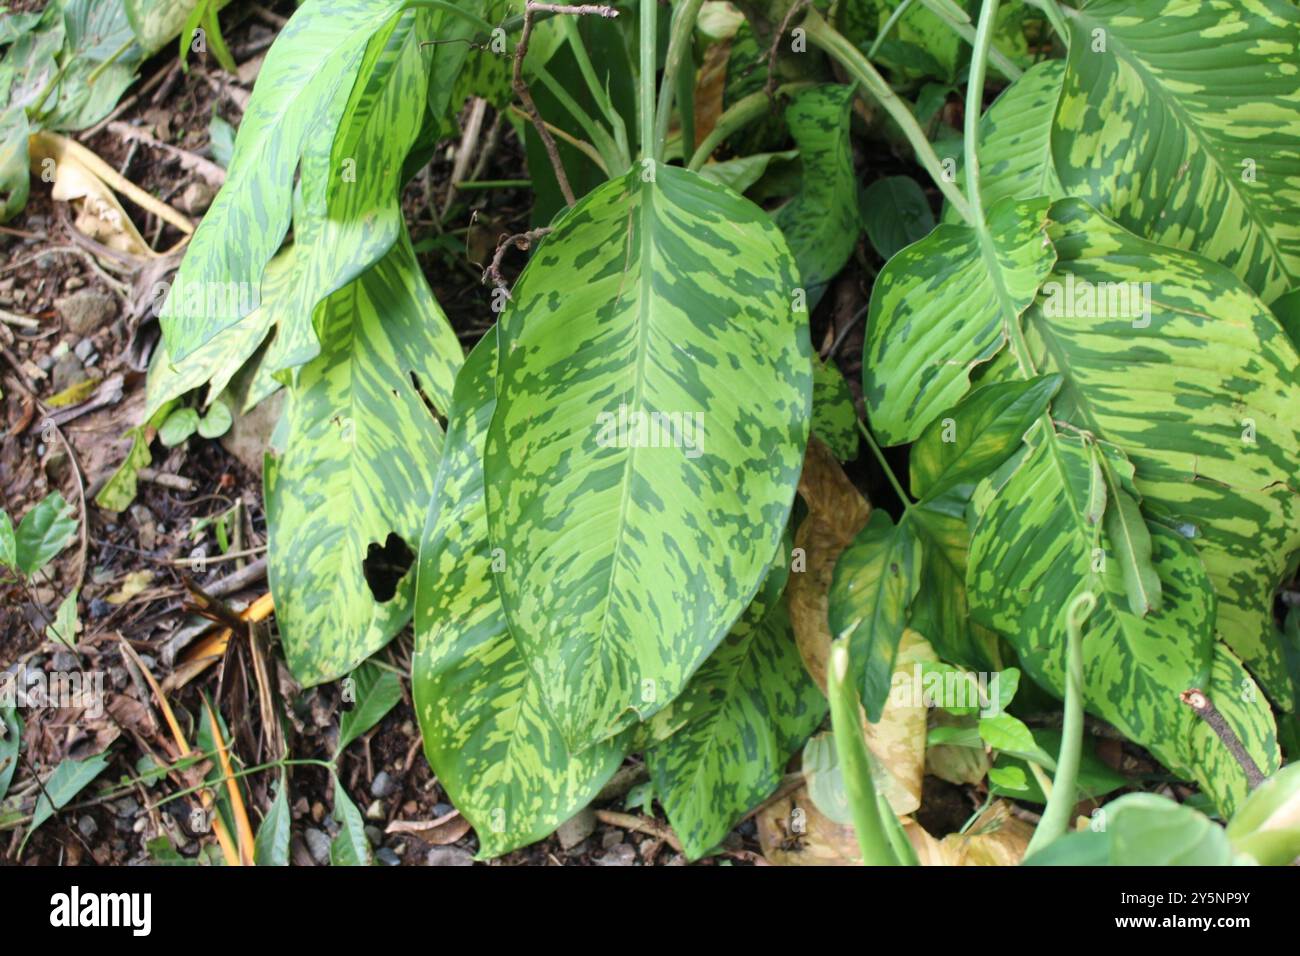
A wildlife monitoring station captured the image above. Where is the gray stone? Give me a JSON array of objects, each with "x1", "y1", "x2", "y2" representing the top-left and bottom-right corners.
[
  {"x1": 365, "y1": 825, "x2": 384, "y2": 847},
  {"x1": 178, "y1": 180, "x2": 216, "y2": 215},
  {"x1": 594, "y1": 843, "x2": 637, "y2": 866},
  {"x1": 77, "y1": 815, "x2": 98, "y2": 838},
  {"x1": 370, "y1": 770, "x2": 395, "y2": 798},
  {"x1": 375, "y1": 847, "x2": 401, "y2": 866},
  {"x1": 55, "y1": 289, "x2": 116, "y2": 336},
  {"x1": 49, "y1": 351, "x2": 87, "y2": 393},
  {"x1": 365, "y1": 798, "x2": 387, "y2": 822},
  {"x1": 556, "y1": 806, "x2": 596, "y2": 850},
  {"x1": 425, "y1": 845, "x2": 474, "y2": 867},
  {"x1": 304, "y1": 827, "x2": 332, "y2": 865},
  {"x1": 600, "y1": 829, "x2": 624, "y2": 850},
  {"x1": 51, "y1": 651, "x2": 79, "y2": 671},
  {"x1": 73, "y1": 337, "x2": 96, "y2": 363}
]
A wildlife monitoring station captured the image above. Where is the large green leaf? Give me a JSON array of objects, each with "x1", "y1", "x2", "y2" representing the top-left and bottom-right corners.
[
  {"x1": 828, "y1": 510, "x2": 923, "y2": 722},
  {"x1": 413, "y1": 335, "x2": 628, "y2": 858},
  {"x1": 902, "y1": 376, "x2": 1061, "y2": 671},
  {"x1": 646, "y1": 555, "x2": 826, "y2": 860},
  {"x1": 863, "y1": 196, "x2": 1055, "y2": 445},
  {"x1": 260, "y1": 8, "x2": 437, "y2": 380},
  {"x1": 146, "y1": 245, "x2": 298, "y2": 419},
  {"x1": 943, "y1": 59, "x2": 1065, "y2": 222},
  {"x1": 1054, "y1": 0, "x2": 1300, "y2": 302},
  {"x1": 772, "y1": 85, "x2": 861, "y2": 308},
  {"x1": 159, "y1": 0, "x2": 407, "y2": 362},
  {"x1": 1014, "y1": 198, "x2": 1300, "y2": 703},
  {"x1": 266, "y1": 237, "x2": 461, "y2": 686},
  {"x1": 967, "y1": 429, "x2": 1275, "y2": 815},
  {"x1": 485, "y1": 163, "x2": 811, "y2": 751}
]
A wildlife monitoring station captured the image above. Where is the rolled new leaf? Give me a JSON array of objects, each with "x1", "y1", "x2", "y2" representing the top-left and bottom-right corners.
[{"x1": 827, "y1": 641, "x2": 902, "y2": 866}]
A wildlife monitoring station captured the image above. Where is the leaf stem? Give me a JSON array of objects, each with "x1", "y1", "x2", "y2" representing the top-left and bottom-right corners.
[
  {"x1": 828, "y1": 642, "x2": 904, "y2": 865},
  {"x1": 856, "y1": 418, "x2": 913, "y2": 511},
  {"x1": 685, "y1": 82, "x2": 813, "y2": 171},
  {"x1": 639, "y1": 0, "x2": 657, "y2": 162},
  {"x1": 1025, "y1": 590, "x2": 1094, "y2": 857},
  {"x1": 802, "y1": 8, "x2": 972, "y2": 223},
  {"x1": 653, "y1": 0, "x2": 704, "y2": 160}
]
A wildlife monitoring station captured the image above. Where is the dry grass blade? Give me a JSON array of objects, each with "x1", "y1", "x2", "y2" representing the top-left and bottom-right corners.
[
  {"x1": 115, "y1": 637, "x2": 243, "y2": 866},
  {"x1": 202, "y1": 696, "x2": 255, "y2": 865}
]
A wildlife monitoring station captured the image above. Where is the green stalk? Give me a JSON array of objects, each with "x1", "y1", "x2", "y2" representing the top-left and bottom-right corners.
[
  {"x1": 639, "y1": 0, "x2": 657, "y2": 162},
  {"x1": 1024, "y1": 0, "x2": 1070, "y2": 44},
  {"x1": 828, "y1": 642, "x2": 904, "y2": 865},
  {"x1": 653, "y1": 0, "x2": 705, "y2": 161},
  {"x1": 856, "y1": 419, "x2": 914, "y2": 511},
  {"x1": 803, "y1": 8, "x2": 972, "y2": 223},
  {"x1": 917, "y1": 0, "x2": 1022, "y2": 80},
  {"x1": 868, "y1": 0, "x2": 918, "y2": 57},
  {"x1": 1024, "y1": 590, "x2": 1095, "y2": 857},
  {"x1": 686, "y1": 82, "x2": 814, "y2": 171}
]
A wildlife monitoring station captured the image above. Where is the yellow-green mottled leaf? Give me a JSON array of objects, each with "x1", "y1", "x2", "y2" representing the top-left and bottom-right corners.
[
  {"x1": 413, "y1": 335, "x2": 628, "y2": 858},
  {"x1": 267, "y1": 236, "x2": 461, "y2": 687},
  {"x1": 485, "y1": 163, "x2": 812, "y2": 751},
  {"x1": 828, "y1": 510, "x2": 923, "y2": 722},
  {"x1": 863, "y1": 196, "x2": 1055, "y2": 445},
  {"x1": 646, "y1": 556, "x2": 826, "y2": 860},
  {"x1": 1054, "y1": 0, "x2": 1300, "y2": 302}
]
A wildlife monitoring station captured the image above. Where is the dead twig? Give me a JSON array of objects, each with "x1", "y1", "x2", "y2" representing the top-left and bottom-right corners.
[
  {"x1": 513, "y1": 3, "x2": 619, "y2": 208},
  {"x1": 594, "y1": 809, "x2": 685, "y2": 854},
  {"x1": 108, "y1": 121, "x2": 227, "y2": 186},
  {"x1": 1181, "y1": 688, "x2": 1267, "y2": 789},
  {"x1": 485, "y1": 226, "x2": 553, "y2": 293},
  {"x1": 764, "y1": 0, "x2": 811, "y2": 98}
]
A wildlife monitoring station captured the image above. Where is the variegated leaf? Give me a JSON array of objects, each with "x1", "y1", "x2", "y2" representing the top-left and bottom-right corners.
[
  {"x1": 1015, "y1": 198, "x2": 1300, "y2": 702},
  {"x1": 943, "y1": 59, "x2": 1065, "y2": 223},
  {"x1": 412, "y1": 335, "x2": 628, "y2": 859},
  {"x1": 967, "y1": 428, "x2": 1274, "y2": 814},
  {"x1": 485, "y1": 163, "x2": 812, "y2": 751},
  {"x1": 863, "y1": 196, "x2": 1055, "y2": 445},
  {"x1": 772, "y1": 85, "x2": 860, "y2": 308},
  {"x1": 159, "y1": 0, "x2": 407, "y2": 362},
  {"x1": 903, "y1": 376, "x2": 1061, "y2": 670},
  {"x1": 1054, "y1": 0, "x2": 1300, "y2": 302},
  {"x1": 145, "y1": 245, "x2": 298, "y2": 419},
  {"x1": 828, "y1": 509, "x2": 923, "y2": 722},
  {"x1": 908, "y1": 375, "x2": 1061, "y2": 503},
  {"x1": 646, "y1": 553, "x2": 826, "y2": 860},
  {"x1": 266, "y1": 236, "x2": 460, "y2": 686},
  {"x1": 124, "y1": 0, "x2": 229, "y2": 53},
  {"x1": 260, "y1": 8, "x2": 437, "y2": 379},
  {"x1": 811, "y1": 355, "x2": 859, "y2": 461}
]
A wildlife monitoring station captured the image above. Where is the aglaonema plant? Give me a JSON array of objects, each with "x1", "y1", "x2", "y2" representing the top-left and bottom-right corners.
[{"x1": 142, "y1": 0, "x2": 1300, "y2": 862}]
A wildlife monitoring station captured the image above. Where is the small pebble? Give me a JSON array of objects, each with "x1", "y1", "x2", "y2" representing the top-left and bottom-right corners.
[
  {"x1": 304, "y1": 827, "x2": 331, "y2": 866},
  {"x1": 425, "y1": 846, "x2": 474, "y2": 867},
  {"x1": 600, "y1": 829, "x2": 624, "y2": 850},
  {"x1": 365, "y1": 799, "x2": 387, "y2": 822},
  {"x1": 77, "y1": 815, "x2": 97, "y2": 838},
  {"x1": 594, "y1": 844, "x2": 637, "y2": 866},
  {"x1": 364, "y1": 825, "x2": 384, "y2": 848},
  {"x1": 370, "y1": 770, "x2": 395, "y2": 798},
  {"x1": 375, "y1": 847, "x2": 401, "y2": 866}
]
